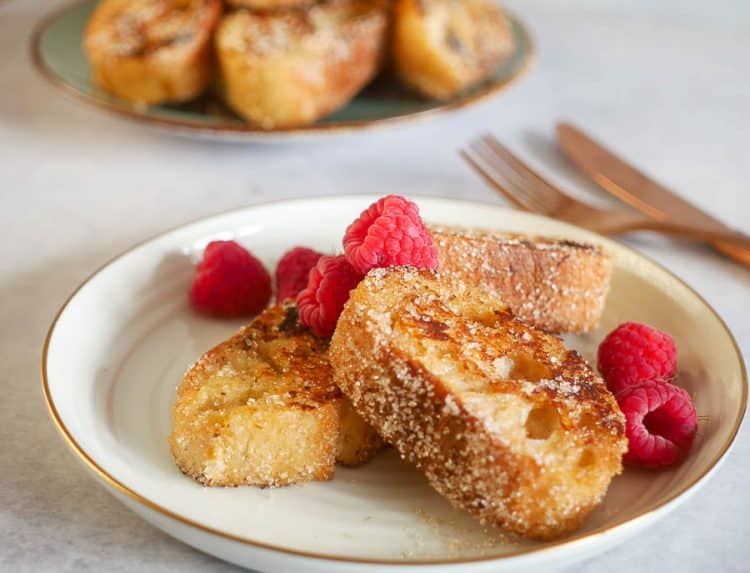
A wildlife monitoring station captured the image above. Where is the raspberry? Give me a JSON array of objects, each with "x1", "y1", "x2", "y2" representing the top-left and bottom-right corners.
[
  {"x1": 598, "y1": 322, "x2": 677, "y2": 395},
  {"x1": 275, "y1": 246, "x2": 324, "y2": 303},
  {"x1": 617, "y1": 381, "x2": 697, "y2": 468},
  {"x1": 296, "y1": 255, "x2": 363, "y2": 338},
  {"x1": 343, "y1": 195, "x2": 438, "y2": 274},
  {"x1": 189, "y1": 240, "x2": 271, "y2": 317}
]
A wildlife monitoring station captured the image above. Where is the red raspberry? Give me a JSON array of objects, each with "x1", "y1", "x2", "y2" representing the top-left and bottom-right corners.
[
  {"x1": 343, "y1": 195, "x2": 438, "y2": 274},
  {"x1": 618, "y1": 381, "x2": 697, "y2": 468},
  {"x1": 189, "y1": 240, "x2": 271, "y2": 317},
  {"x1": 296, "y1": 255, "x2": 363, "y2": 338},
  {"x1": 275, "y1": 246, "x2": 324, "y2": 303},
  {"x1": 598, "y1": 322, "x2": 677, "y2": 395}
]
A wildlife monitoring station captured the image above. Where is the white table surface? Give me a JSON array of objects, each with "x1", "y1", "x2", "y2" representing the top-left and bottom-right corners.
[{"x1": 1, "y1": 0, "x2": 748, "y2": 571}]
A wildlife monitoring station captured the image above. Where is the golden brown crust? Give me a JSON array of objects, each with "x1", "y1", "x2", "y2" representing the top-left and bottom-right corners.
[
  {"x1": 84, "y1": 0, "x2": 222, "y2": 104},
  {"x1": 330, "y1": 269, "x2": 626, "y2": 539},
  {"x1": 431, "y1": 224, "x2": 613, "y2": 333},
  {"x1": 335, "y1": 398, "x2": 385, "y2": 466},
  {"x1": 226, "y1": 0, "x2": 315, "y2": 10},
  {"x1": 392, "y1": 0, "x2": 514, "y2": 100},
  {"x1": 215, "y1": 0, "x2": 388, "y2": 128},
  {"x1": 169, "y1": 303, "x2": 381, "y2": 487}
]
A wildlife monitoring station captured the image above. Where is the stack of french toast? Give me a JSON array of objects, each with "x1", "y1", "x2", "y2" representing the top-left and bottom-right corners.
[
  {"x1": 84, "y1": 0, "x2": 516, "y2": 128},
  {"x1": 170, "y1": 220, "x2": 628, "y2": 541}
]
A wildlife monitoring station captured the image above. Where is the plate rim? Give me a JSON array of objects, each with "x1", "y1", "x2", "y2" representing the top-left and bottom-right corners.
[
  {"x1": 30, "y1": 0, "x2": 535, "y2": 140},
  {"x1": 41, "y1": 195, "x2": 748, "y2": 566}
]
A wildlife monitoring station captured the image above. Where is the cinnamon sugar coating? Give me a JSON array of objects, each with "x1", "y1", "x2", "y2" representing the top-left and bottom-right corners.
[
  {"x1": 330, "y1": 269, "x2": 626, "y2": 539},
  {"x1": 431, "y1": 224, "x2": 613, "y2": 333},
  {"x1": 169, "y1": 302, "x2": 382, "y2": 487}
]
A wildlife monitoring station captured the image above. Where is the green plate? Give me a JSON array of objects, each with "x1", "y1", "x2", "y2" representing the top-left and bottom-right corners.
[{"x1": 32, "y1": 0, "x2": 534, "y2": 140}]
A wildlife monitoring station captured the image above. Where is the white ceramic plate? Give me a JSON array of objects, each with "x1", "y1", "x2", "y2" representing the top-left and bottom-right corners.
[{"x1": 43, "y1": 196, "x2": 746, "y2": 572}]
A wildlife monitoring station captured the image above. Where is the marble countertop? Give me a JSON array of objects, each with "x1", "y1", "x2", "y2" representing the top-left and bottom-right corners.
[{"x1": 1, "y1": 0, "x2": 748, "y2": 571}]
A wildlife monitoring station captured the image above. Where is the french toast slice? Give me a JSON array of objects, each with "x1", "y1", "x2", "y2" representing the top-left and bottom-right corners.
[
  {"x1": 214, "y1": 0, "x2": 388, "y2": 129},
  {"x1": 226, "y1": 0, "x2": 314, "y2": 9},
  {"x1": 330, "y1": 268, "x2": 627, "y2": 540},
  {"x1": 169, "y1": 302, "x2": 382, "y2": 487},
  {"x1": 430, "y1": 225, "x2": 613, "y2": 333},
  {"x1": 84, "y1": 0, "x2": 222, "y2": 105},
  {"x1": 392, "y1": 0, "x2": 515, "y2": 100}
]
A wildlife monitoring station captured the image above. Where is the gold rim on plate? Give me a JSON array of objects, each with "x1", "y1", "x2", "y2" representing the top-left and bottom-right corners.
[
  {"x1": 30, "y1": 0, "x2": 535, "y2": 139},
  {"x1": 40, "y1": 196, "x2": 748, "y2": 566}
]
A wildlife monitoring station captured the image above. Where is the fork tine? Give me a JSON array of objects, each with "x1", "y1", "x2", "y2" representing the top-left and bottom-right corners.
[
  {"x1": 480, "y1": 134, "x2": 572, "y2": 208},
  {"x1": 475, "y1": 141, "x2": 549, "y2": 210},
  {"x1": 468, "y1": 139, "x2": 550, "y2": 213},
  {"x1": 466, "y1": 142, "x2": 542, "y2": 211},
  {"x1": 460, "y1": 145, "x2": 538, "y2": 212}
]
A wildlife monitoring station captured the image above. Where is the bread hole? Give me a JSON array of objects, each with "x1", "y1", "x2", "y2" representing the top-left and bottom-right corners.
[
  {"x1": 578, "y1": 449, "x2": 597, "y2": 468},
  {"x1": 510, "y1": 354, "x2": 550, "y2": 382},
  {"x1": 466, "y1": 310, "x2": 501, "y2": 328},
  {"x1": 448, "y1": 299, "x2": 506, "y2": 328},
  {"x1": 525, "y1": 404, "x2": 559, "y2": 440},
  {"x1": 445, "y1": 30, "x2": 465, "y2": 54}
]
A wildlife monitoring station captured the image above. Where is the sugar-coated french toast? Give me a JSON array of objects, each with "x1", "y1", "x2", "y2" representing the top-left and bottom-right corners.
[
  {"x1": 214, "y1": 0, "x2": 388, "y2": 129},
  {"x1": 84, "y1": 0, "x2": 222, "y2": 105},
  {"x1": 430, "y1": 225, "x2": 613, "y2": 333},
  {"x1": 392, "y1": 0, "x2": 515, "y2": 100},
  {"x1": 226, "y1": 0, "x2": 314, "y2": 10},
  {"x1": 169, "y1": 302, "x2": 382, "y2": 487},
  {"x1": 330, "y1": 268, "x2": 627, "y2": 540}
]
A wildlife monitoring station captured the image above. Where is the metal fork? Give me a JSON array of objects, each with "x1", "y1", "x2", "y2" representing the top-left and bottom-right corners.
[{"x1": 460, "y1": 134, "x2": 750, "y2": 248}]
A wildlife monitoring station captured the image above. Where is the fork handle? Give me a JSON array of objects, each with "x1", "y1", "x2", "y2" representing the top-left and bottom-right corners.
[
  {"x1": 618, "y1": 219, "x2": 750, "y2": 251},
  {"x1": 639, "y1": 220, "x2": 750, "y2": 267},
  {"x1": 713, "y1": 242, "x2": 750, "y2": 267}
]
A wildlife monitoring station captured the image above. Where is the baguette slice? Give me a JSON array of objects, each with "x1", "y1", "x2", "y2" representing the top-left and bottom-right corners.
[
  {"x1": 84, "y1": 0, "x2": 222, "y2": 105},
  {"x1": 169, "y1": 302, "x2": 382, "y2": 487},
  {"x1": 330, "y1": 268, "x2": 626, "y2": 540},
  {"x1": 392, "y1": 0, "x2": 515, "y2": 100},
  {"x1": 215, "y1": 0, "x2": 388, "y2": 129},
  {"x1": 431, "y1": 225, "x2": 612, "y2": 333},
  {"x1": 226, "y1": 0, "x2": 314, "y2": 10}
]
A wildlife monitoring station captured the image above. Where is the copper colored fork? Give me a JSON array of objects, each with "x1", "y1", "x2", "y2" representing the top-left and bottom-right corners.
[{"x1": 460, "y1": 134, "x2": 750, "y2": 249}]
